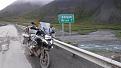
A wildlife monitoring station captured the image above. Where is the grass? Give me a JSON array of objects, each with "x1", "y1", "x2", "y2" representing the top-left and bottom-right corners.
[
  {"x1": 52, "y1": 19, "x2": 121, "y2": 38},
  {"x1": 78, "y1": 29, "x2": 96, "y2": 35},
  {"x1": 1, "y1": 17, "x2": 121, "y2": 38},
  {"x1": 0, "y1": 17, "x2": 35, "y2": 26},
  {"x1": 115, "y1": 31, "x2": 121, "y2": 39}
]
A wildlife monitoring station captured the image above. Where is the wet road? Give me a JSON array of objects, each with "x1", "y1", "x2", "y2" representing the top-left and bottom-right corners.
[
  {"x1": 0, "y1": 25, "x2": 32, "y2": 68},
  {"x1": 0, "y1": 25, "x2": 102, "y2": 68},
  {"x1": 24, "y1": 45, "x2": 102, "y2": 68}
]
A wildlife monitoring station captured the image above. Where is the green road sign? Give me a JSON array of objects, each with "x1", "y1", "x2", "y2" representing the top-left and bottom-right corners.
[{"x1": 58, "y1": 14, "x2": 74, "y2": 23}]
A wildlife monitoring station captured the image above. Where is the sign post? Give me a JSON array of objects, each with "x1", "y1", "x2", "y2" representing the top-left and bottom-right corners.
[
  {"x1": 62, "y1": 23, "x2": 64, "y2": 36},
  {"x1": 69, "y1": 23, "x2": 71, "y2": 35},
  {"x1": 58, "y1": 14, "x2": 74, "y2": 36}
]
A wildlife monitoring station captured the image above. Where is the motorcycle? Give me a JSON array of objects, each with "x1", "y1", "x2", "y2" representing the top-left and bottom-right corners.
[{"x1": 22, "y1": 29, "x2": 53, "y2": 68}]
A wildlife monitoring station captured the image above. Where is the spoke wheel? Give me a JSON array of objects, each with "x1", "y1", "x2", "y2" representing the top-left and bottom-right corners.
[
  {"x1": 28, "y1": 49, "x2": 34, "y2": 56},
  {"x1": 40, "y1": 51, "x2": 50, "y2": 68}
]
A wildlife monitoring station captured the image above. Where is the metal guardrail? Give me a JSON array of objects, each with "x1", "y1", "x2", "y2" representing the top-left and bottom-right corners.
[{"x1": 54, "y1": 39, "x2": 121, "y2": 68}]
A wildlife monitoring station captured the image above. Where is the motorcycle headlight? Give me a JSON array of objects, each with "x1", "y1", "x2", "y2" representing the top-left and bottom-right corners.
[
  {"x1": 47, "y1": 39, "x2": 52, "y2": 41},
  {"x1": 45, "y1": 35, "x2": 52, "y2": 40}
]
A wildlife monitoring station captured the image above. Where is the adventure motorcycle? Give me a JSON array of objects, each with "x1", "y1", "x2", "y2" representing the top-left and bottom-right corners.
[{"x1": 22, "y1": 29, "x2": 53, "y2": 68}]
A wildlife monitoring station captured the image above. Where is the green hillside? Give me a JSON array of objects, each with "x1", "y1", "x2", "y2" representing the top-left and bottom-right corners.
[
  {"x1": 22, "y1": 0, "x2": 97, "y2": 23},
  {"x1": 20, "y1": 0, "x2": 121, "y2": 23}
]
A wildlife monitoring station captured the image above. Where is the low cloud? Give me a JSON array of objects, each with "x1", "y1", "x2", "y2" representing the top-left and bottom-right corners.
[{"x1": 18, "y1": 0, "x2": 54, "y2": 4}]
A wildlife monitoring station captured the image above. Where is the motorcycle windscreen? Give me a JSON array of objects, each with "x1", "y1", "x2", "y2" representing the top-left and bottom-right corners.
[{"x1": 39, "y1": 22, "x2": 50, "y2": 35}]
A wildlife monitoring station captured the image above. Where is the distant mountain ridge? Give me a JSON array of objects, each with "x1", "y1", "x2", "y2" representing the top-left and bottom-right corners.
[
  {"x1": 23, "y1": 0, "x2": 121, "y2": 23},
  {"x1": 0, "y1": 0, "x2": 43, "y2": 18},
  {"x1": 22, "y1": 0, "x2": 103, "y2": 22},
  {"x1": 0, "y1": 0, "x2": 121, "y2": 23}
]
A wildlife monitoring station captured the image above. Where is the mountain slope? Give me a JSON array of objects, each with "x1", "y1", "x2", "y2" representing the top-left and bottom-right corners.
[
  {"x1": 22, "y1": 0, "x2": 121, "y2": 23},
  {"x1": 0, "y1": 0, "x2": 43, "y2": 18},
  {"x1": 1, "y1": 0, "x2": 121, "y2": 23},
  {"x1": 94, "y1": 0, "x2": 121, "y2": 22}
]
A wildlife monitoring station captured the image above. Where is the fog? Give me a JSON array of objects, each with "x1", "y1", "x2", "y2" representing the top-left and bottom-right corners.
[{"x1": 18, "y1": 0, "x2": 54, "y2": 4}]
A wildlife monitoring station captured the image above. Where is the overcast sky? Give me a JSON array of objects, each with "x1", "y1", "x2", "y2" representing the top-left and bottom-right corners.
[{"x1": 0, "y1": 0, "x2": 54, "y2": 11}]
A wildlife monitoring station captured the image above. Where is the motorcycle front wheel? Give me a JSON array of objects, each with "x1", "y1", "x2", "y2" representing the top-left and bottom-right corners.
[{"x1": 40, "y1": 50, "x2": 50, "y2": 68}]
